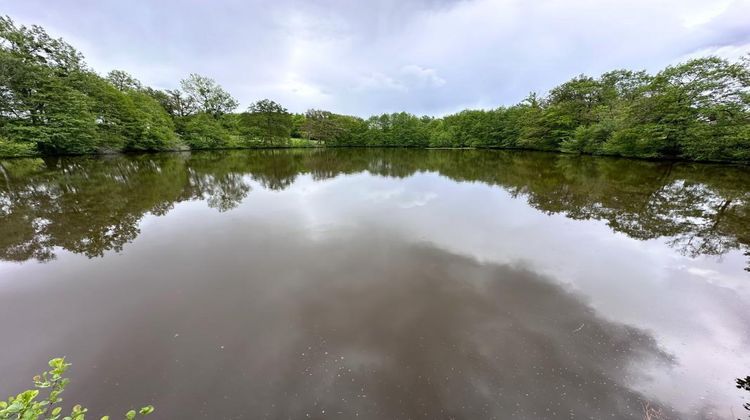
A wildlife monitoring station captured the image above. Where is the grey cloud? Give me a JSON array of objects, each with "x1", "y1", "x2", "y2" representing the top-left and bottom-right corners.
[{"x1": 4, "y1": 0, "x2": 748, "y2": 116}]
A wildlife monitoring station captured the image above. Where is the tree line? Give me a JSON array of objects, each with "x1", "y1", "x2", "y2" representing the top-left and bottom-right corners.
[{"x1": 1, "y1": 16, "x2": 749, "y2": 162}]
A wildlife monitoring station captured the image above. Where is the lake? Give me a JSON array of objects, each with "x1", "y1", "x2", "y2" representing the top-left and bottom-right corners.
[{"x1": 1, "y1": 149, "x2": 749, "y2": 419}]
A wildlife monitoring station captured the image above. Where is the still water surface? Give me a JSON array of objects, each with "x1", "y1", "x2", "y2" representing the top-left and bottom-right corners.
[{"x1": 1, "y1": 149, "x2": 749, "y2": 419}]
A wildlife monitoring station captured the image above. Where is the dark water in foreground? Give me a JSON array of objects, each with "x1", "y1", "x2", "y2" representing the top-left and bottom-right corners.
[{"x1": 1, "y1": 149, "x2": 749, "y2": 419}]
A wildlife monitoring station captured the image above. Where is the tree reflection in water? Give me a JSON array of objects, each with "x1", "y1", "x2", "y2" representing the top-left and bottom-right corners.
[{"x1": 1, "y1": 149, "x2": 748, "y2": 271}]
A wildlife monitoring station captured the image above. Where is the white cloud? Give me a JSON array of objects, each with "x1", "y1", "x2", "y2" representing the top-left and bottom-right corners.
[
  {"x1": 356, "y1": 72, "x2": 408, "y2": 92},
  {"x1": 400, "y1": 64, "x2": 446, "y2": 88}
]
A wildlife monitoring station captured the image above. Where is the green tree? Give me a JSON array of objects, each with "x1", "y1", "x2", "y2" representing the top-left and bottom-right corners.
[
  {"x1": 182, "y1": 112, "x2": 233, "y2": 149},
  {"x1": 0, "y1": 16, "x2": 83, "y2": 74},
  {"x1": 0, "y1": 16, "x2": 96, "y2": 155},
  {"x1": 303, "y1": 109, "x2": 337, "y2": 143},
  {"x1": 105, "y1": 70, "x2": 143, "y2": 92},
  {"x1": 179, "y1": 74, "x2": 238, "y2": 117},
  {"x1": 290, "y1": 113, "x2": 306, "y2": 138},
  {"x1": 325, "y1": 114, "x2": 367, "y2": 146},
  {"x1": 515, "y1": 93, "x2": 556, "y2": 151},
  {"x1": 604, "y1": 57, "x2": 750, "y2": 160},
  {"x1": 389, "y1": 112, "x2": 430, "y2": 147},
  {"x1": 125, "y1": 91, "x2": 181, "y2": 151},
  {"x1": 241, "y1": 99, "x2": 292, "y2": 146}
]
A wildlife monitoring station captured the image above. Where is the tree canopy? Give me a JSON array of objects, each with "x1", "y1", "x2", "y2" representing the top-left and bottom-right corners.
[
  {"x1": 241, "y1": 99, "x2": 292, "y2": 146},
  {"x1": 1, "y1": 16, "x2": 748, "y2": 163},
  {"x1": 179, "y1": 73, "x2": 238, "y2": 117}
]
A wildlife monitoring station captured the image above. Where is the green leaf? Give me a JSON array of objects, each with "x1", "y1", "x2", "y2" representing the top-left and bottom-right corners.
[
  {"x1": 139, "y1": 405, "x2": 154, "y2": 415},
  {"x1": 49, "y1": 358, "x2": 65, "y2": 368},
  {"x1": 125, "y1": 409, "x2": 136, "y2": 420},
  {"x1": 19, "y1": 389, "x2": 39, "y2": 402},
  {"x1": 4, "y1": 401, "x2": 25, "y2": 413}
]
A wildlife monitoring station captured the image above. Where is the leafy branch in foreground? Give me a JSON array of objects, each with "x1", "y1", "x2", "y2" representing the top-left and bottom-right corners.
[{"x1": 0, "y1": 358, "x2": 154, "y2": 420}]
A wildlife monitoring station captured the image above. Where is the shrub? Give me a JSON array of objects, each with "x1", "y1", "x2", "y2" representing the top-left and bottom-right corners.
[{"x1": 0, "y1": 358, "x2": 154, "y2": 420}]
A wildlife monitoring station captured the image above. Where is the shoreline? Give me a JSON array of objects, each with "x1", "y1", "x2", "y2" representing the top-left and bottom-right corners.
[{"x1": 2, "y1": 145, "x2": 748, "y2": 167}]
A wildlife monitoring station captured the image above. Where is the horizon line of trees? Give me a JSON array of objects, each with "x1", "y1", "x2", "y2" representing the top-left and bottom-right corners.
[{"x1": 1, "y1": 16, "x2": 749, "y2": 162}]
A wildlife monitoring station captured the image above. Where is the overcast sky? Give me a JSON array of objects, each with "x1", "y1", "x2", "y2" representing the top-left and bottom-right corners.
[{"x1": 5, "y1": 0, "x2": 749, "y2": 116}]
